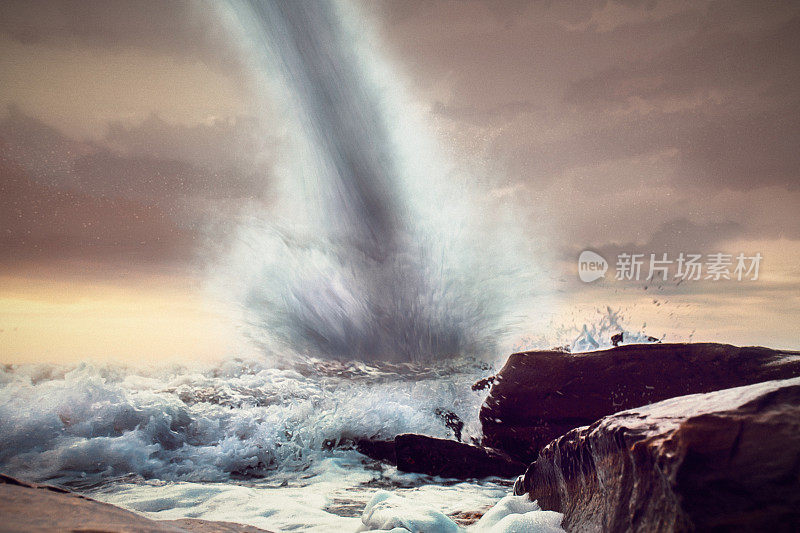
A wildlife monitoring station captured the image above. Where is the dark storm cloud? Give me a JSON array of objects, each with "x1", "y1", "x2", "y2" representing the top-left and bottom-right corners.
[
  {"x1": 0, "y1": 149, "x2": 191, "y2": 267},
  {"x1": 575, "y1": 218, "x2": 746, "y2": 261},
  {"x1": 0, "y1": 107, "x2": 270, "y2": 203},
  {"x1": 0, "y1": 0, "x2": 241, "y2": 71},
  {"x1": 561, "y1": 4, "x2": 800, "y2": 190},
  {"x1": 372, "y1": 0, "x2": 800, "y2": 254},
  {"x1": 0, "y1": 108, "x2": 272, "y2": 268}
]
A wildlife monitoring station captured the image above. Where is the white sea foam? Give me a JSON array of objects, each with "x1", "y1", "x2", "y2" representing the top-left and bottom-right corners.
[
  {"x1": 0, "y1": 307, "x2": 652, "y2": 530},
  {"x1": 472, "y1": 494, "x2": 564, "y2": 532},
  {"x1": 515, "y1": 306, "x2": 663, "y2": 353},
  {"x1": 0, "y1": 307, "x2": 650, "y2": 486},
  {"x1": 0, "y1": 359, "x2": 495, "y2": 484},
  {"x1": 361, "y1": 491, "x2": 463, "y2": 532},
  {"x1": 88, "y1": 474, "x2": 564, "y2": 532},
  {"x1": 359, "y1": 491, "x2": 564, "y2": 532},
  {"x1": 0, "y1": 356, "x2": 572, "y2": 531}
]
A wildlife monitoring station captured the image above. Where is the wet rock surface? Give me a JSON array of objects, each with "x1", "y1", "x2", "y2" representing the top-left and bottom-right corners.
[
  {"x1": 481, "y1": 343, "x2": 800, "y2": 462},
  {"x1": 395, "y1": 433, "x2": 526, "y2": 479},
  {"x1": 356, "y1": 434, "x2": 525, "y2": 479},
  {"x1": 0, "y1": 473, "x2": 272, "y2": 532},
  {"x1": 356, "y1": 438, "x2": 397, "y2": 465},
  {"x1": 517, "y1": 377, "x2": 800, "y2": 532}
]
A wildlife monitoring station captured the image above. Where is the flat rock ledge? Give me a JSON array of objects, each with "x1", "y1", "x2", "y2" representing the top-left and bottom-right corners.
[
  {"x1": 0, "y1": 474, "x2": 272, "y2": 533},
  {"x1": 357, "y1": 433, "x2": 525, "y2": 479},
  {"x1": 515, "y1": 377, "x2": 800, "y2": 532},
  {"x1": 481, "y1": 343, "x2": 800, "y2": 462}
]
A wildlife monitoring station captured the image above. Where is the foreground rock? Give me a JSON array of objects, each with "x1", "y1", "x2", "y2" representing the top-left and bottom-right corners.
[
  {"x1": 356, "y1": 438, "x2": 397, "y2": 465},
  {"x1": 356, "y1": 434, "x2": 525, "y2": 479},
  {"x1": 0, "y1": 474, "x2": 271, "y2": 532},
  {"x1": 395, "y1": 433, "x2": 525, "y2": 479},
  {"x1": 481, "y1": 343, "x2": 800, "y2": 462},
  {"x1": 516, "y1": 377, "x2": 800, "y2": 532}
]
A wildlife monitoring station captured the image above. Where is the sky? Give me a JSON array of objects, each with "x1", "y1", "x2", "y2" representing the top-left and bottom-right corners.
[{"x1": 1, "y1": 0, "x2": 799, "y2": 364}]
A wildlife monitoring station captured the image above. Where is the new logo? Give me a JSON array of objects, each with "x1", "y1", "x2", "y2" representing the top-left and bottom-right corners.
[{"x1": 578, "y1": 250, "x2": 608, "y2": 282}]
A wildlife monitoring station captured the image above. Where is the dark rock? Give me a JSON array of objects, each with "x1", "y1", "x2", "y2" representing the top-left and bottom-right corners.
[
  {"x1": 394, "y1": 433, "x2": 525, "y2": 479},
  {"x1": 517, "y1": 377, "x2": 800, "y2": 532},
  {"x1": 435, "y1": 408, "x2": 464, "y2": 441},
  {"x1": 472, "y1": 375, "x2": 497, "y2": 391},
  {"x1": 481, "y1": 343, "x2": 800, "y2": 462},
  {"x1": 355, "y1": 433, "x2": 526, "y2": 479},
  {"x1": 356, "y1": 438, "x2": 396, "y2": 465}
]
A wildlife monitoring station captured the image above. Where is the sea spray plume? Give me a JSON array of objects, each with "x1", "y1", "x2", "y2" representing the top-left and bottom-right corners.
[
  {"x1": 219, "y1": 0, "x2": 543, "y2": 362},
  {"x1": 243, "y1": 0, "x2": 400, "y2": 258}
]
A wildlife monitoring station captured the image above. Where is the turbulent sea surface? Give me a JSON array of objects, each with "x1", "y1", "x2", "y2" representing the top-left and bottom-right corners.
[
  {"x1": 0, "y1": 312, "x2": 653, "y2": 530},
  {"x1": 0, "y1": 357, "x2": 561, "y2": 531}
]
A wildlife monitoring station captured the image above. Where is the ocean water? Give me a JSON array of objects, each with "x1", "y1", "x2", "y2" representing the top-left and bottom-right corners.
[
  {"x1": 0, "y1": 356, "x2": 568, "y2": 531},
  {"x1": 0, "y1": 309, "x2": 658, "y2": 531}
]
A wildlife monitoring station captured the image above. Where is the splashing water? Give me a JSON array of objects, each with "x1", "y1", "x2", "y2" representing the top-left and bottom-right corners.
[
  {"x1": 0, "y1": 309, "x2": 653, "y2": 530},
  {"x1": 567, "y1": 307, "x2": 661, "y2": 352},
  {"x1": 0, "y1": 359, "x2": 518, "y2": 530},
  {"x1": 512, "y1": 306, "x2": 664, "y2": 353},
  {"x1": 214, "y1": 0, "x2": 546, "y2": 363},
  {"x1": 0, "y1": 359, "x2": 492, "y2": 485}
]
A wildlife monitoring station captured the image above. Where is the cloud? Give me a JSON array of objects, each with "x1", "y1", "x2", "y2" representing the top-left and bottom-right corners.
[
  {"x1": 0, "y1": 107, "x2": 271, "y2": 204},
  {"x1": 0, "y1": 0, "x2": 254, "y2": 139},
  {"x1": 589, "y1": 218, "x2": 745, "y2": 257},
  {"x1": 559, "y1": 3, "x2": 800, "y2": 190},
  {"x1": 1, "y1": 0, "x2": 798, "y2": 286},
  {"x1": 375, "y1": 0, "x2": 800, "y2": 211},
  {"x1": 0, "y1": 108, "x2": 276, "y2": 270},
  {"x1": 102, "y1": 114, "x2": 276, "y2": 192},
  {"x1": 565, "y1": 3, "x2": 800, "y2": 108},
  {"x1": 0, "y1": 149, "x2": 191, "y2": 267},
  {"x1": 431, "y1": 100, "x2": 535, "y2": 127},
  {"x1": 0, "y1": 0, "x2": 242, "y2": 73}
]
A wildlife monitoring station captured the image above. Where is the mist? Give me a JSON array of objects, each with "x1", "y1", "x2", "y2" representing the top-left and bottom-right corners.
[{"x1": 216, "y1": 0, "x2": 544, "y2": 363}]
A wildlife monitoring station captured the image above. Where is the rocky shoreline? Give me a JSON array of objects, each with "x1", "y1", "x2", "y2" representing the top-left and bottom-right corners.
[
  {"x1": 359, "y1": 342, "x2": 800, "y2": 531},
  {"x1": 516, "y1": 376, "x2": 800, "y2": 532},
  {"x1": 5, "y1": 343, "x2": 799, "y2": 532},
  {"x1": 481, "y1": 343, "x2": 800, "y2": 463},
  {"x1": 495, "y1": 343, "x2": 800, "y2": 532}
]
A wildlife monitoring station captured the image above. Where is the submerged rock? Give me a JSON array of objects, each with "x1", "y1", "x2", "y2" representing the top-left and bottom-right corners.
[
  {"x1": 435, "y1": 408, "x2": 465, "y2": 442},
  {"x1": 472, "y1": 375, "x2": 497, "y2": 391},
  {"x1": 481, "y1": 343, "x2": 800, "y2": 462},
  {"x1": 394, "y1": 433, "x2": 525, "y2": 479},
  {"x1": 516, "y1": 377, "x2": 800, "y2": 532}
]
